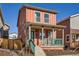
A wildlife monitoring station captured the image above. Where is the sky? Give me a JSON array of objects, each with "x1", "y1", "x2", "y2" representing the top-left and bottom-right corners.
[{"x1": 0, "y1": 3, "x2": 79, "y2": 33}]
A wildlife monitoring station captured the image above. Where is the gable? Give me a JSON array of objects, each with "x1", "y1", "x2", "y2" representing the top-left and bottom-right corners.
[
  {"x1": 0, "y1": 17, "x2": 3, "y2": 28},
  {"x1": 70, "y1": 15, "x2": 79, "y2": 29},
  {"x1": 3, "y1": 24, "x2": 9, "y2": 31},
  {"x1": 0, "y1": 9, "x2": 4, "y2": 28}
]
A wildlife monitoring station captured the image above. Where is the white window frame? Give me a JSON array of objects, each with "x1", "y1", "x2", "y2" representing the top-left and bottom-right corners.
[
  {"x1": 75, "y1": 34, "x2": 79, "y2": 41},
  {"x1": 44, "y1": 13, "x2": 49, "y2": 24},
  {"x1": 34, "y1": 11, "x2": 40, "y2": 23}
]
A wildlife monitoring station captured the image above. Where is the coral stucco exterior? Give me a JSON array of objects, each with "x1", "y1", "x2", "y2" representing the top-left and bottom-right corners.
[{"x1": 17, "y1": 5, "x2": 65, "y2": 50}]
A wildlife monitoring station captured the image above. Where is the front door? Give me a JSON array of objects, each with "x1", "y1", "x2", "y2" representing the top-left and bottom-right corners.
[{"x1": 35, "y1": 29, "x2": 40, "y2": 45}]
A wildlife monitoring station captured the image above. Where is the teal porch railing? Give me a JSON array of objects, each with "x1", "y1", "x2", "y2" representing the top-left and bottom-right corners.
[
  {"x1": 43, "y1": 38, "x2": 64, "y2": 46},
  {"x1": 53, "y1": 38, "x2": 64, "y2": 45},
  {"x1": 29, "y1": 39, "x2": 35, "y2": 55},
  {"x1": 29, "y1": 38, "x2": 64, "y2": 54}
]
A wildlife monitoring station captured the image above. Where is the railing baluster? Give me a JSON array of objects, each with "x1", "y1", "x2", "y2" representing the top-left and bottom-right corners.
[
  {"x1": 29, "y1": 39, "x2": 35, "y2": 55},
  {"x1": 53, "y1": 38, "x2": 63, "y2": 46},
  {"x1": 43, "y1": 38, "x2": 64, "y2": 46}
]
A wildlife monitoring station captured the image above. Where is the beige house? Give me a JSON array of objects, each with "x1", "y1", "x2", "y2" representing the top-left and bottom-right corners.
[
  {"x1": 0, "y1": 8, "x2": 9, "y2": 39},
  {"x1": 57, "y1": 14, "x2": 79, "y2": 49}
]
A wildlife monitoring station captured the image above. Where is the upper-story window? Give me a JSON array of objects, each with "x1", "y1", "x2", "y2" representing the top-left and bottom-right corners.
[
  {"x1": 44, "y1": 13, "x2": 49, "y2": 23},
  {"x1": 35, "y1": 11, "x2": 40, "y2": 22}
]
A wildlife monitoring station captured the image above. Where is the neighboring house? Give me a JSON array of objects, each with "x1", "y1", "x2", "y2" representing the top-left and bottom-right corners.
[
  {"x1": 9, "y1": 33, "x2": 18, "y2": 39},
  {"x1": 57, "y1": 14, "x2": 79, "y2": 49},
  {"x1": 17, "y1": 5, "x2": 65, "y2": 50},
  {"x1": 0, "y1": 8, "x2": 9, "y2": 39}
]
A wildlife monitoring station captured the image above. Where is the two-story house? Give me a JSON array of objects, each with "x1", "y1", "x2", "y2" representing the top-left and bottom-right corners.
[
  {"x1": 0, "y1": 8, "x2": 9, "y2": 39},
  {"x1": 17, "y1": 5, "x2": 65, "y2": 50},
  {"x1": 57, "y1": 14, "x2": 79, "y2": 49}
]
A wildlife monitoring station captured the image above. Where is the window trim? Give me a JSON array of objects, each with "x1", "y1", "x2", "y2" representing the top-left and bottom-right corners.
[
  {"x1": 34, "y1": 11, "x2": 41, "y2": 23},
  {"x1": 44, "y1": 13, "x2": 49, "y2": 24}
]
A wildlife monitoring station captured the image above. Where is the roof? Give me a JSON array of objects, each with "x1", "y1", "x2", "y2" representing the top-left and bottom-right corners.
[
  {"x1": 0, "y1": 8, "x2": 4, "y2": 26},
  {"x1": 22, "y1": 5, "x2": 57, "y2": 14},
  {"x1": 3, "y1": 24, "x2": 10, "y2": 31},
  {"x1": 0, "y1": 8, "x2": 10, "y2": 30},
  {"x1": 17, "y1": 9, "x2": 21, "y2": 27},
  {"x1": 70, "y1": 13, "x2": 79, "y2": 18},
  {"x1": 57, "y1": 16, "x2": 70, "y2": 24},
  {"x1": 57, "y1": 13, "x2": 79, "y2": 24},
  {"x1": 26, "y1": 22, "x2": 66, "y2": 29}
]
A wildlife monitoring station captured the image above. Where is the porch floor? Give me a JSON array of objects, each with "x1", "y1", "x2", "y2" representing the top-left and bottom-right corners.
[{"x1": 41, "y1": 45, "x2": 64, "y2": 50}]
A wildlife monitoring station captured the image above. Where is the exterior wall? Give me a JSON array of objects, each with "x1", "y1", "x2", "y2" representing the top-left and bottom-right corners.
[
  {"x1": 0, "y1": 28, "x2": 3, "y2": 38},
  {"x1": 70, "y1": 15, "x2": 79, "y2": 29},
  {"x1": 70, "y1": 29, "x2": 79, "y2": 34},
  {"x1": 0, "y1": 10, "x2": 9, "y2": 39},
  {"x1": 3, "y1": 30, "x2": 9, "y2": 39},
  {"x1": 18, "y1": 7, "x2": 27, "y2": 46},
  {"x1": 70, "y1": 15, "x2": 79, "y2": 48},
  {"x1": 26, "y1": 8, "x2": 56, "y2": 25},
  {"x1": 0, "y1": 28, "x2": 9, "y2": 39},
  {"x1": 57, "y1": 19, "x2": 70, "y2": 48}
]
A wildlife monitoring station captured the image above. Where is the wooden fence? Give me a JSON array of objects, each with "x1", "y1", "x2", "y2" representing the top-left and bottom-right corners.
[{"x1": 0, "y1": 39, "x2": 23, "y2": 50}]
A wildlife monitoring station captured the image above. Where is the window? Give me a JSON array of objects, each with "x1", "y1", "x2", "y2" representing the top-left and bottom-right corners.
[
  {"x1": 72, "y1": 34, "x2": 76, "y2": 40},
  {"x1": 48, "y1": 32, "x2": 52, "y2": 37},
  {"x1": 39, "y1": 32, "x2": 42, "y2": 39},
  {"x1": 35, "y1": 12, "x2": 40, "y2": 22},
  {"x1": 66, "y1": 35, "x2": 70, "y2": 41},
  {"x1": 4, "y1": 31, "x2": 8, "y2": 36},
  {"x1": 76, "y1": 34, "x2": 79, "y2": 40},
  {"x1": 44, "y1": 13, "x2": 49, "y2": 23},
  {"x1": 72, "y1": 34, "x2": 79, "y2": 41},
  {"x1": 66, "y1": 36, "x2": 69, "y2": 41}
]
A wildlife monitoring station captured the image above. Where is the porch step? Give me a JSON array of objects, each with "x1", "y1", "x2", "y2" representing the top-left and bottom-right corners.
[
  {"x1": 41, "y1": 46, "x2": 64, "y2": 50},
  {"x1": 13, "y1": 48, "x2": 33, "y2": 56},
  {"x1": 35, "y1": 46, "x2": 46, "y2": 56}
]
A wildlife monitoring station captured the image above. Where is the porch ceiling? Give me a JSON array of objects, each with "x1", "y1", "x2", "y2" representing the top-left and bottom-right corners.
[{"x1": 26, "y1": 22, "x2": 66, "y2": 29}]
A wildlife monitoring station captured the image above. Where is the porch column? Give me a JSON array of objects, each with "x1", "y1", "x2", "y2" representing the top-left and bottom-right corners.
[
  {"x1": 52, "y1": 28, "x2": 54, "y2": 44},
  {"x1": 42, "y1": 27, "x2": 44, "y2": 42},
  {"x1": 62, "y1": 29, "x2": 64, "y2": 45},
  {"x1": 70, "y1": 33, "x2": 72, "y2": 47},
  {"x1": 29, "y1": 26, "x2": 31, "y2": 40}
]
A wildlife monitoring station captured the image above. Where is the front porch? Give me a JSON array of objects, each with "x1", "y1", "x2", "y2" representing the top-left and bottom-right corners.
[
  {"x1": 70, "y1": 33, "x2": 79, "y2": 49},
  {"x1": 26, "y1": 22, "x2": 65, "y2": 49}
]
